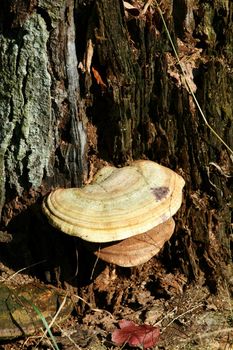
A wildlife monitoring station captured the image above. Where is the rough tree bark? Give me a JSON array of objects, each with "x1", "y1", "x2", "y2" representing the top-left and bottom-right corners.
[{"x1": 0, "y1": 0, "x2": 232, "y2": 294}]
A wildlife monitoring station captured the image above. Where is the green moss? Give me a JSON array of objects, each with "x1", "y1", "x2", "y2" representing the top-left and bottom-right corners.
[
  {"x1": 38, "y1": 0, "x2": 66, "y2": 28},
  {"x1": 197, "y1": 4, "x2": 216, "y2": 46},
  {"x1": 0, "y1": 14, "x2": 52, "y2": 216}
]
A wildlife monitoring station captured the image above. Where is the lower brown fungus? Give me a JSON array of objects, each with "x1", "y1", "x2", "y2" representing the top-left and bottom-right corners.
[{"x1": 85, "y1": 218, "x2": 175, "y2": 267}]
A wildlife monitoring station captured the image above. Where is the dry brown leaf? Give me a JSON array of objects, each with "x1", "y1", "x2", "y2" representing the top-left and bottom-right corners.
[{"x1": 92, "y1": 67, "x2": 107, "y2": 89}]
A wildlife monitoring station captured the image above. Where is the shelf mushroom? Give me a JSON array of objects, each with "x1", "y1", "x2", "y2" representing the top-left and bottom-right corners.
[
  {"x1": 85, "y1": 218, "x2": 175, "y2": 267},
  {"x1": 42, "y1": 160, "x2": 185, "y2": 267}
]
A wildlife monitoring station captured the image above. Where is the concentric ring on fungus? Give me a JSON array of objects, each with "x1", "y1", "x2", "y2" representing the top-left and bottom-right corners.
[{"x1": 42, "y1": 160, "x2": 185, "y2": 243}]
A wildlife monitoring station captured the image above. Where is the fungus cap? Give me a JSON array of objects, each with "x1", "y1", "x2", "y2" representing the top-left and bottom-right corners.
[
  {"x1": 85, "y1": 218, "x2": 175, "y2": 267},
  {"x1": 42, "y1": 160, "x2": 185, "y2": 243}
]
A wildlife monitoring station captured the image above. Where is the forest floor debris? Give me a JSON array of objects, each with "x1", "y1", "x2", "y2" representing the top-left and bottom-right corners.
[{"x1": 0, "y1": 259, "x2": 233, "y2": 349}]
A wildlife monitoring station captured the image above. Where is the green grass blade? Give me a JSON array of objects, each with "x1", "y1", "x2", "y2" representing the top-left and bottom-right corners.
[{"x1": 21, "y1": 296, "x2": 60, "y2": 350}]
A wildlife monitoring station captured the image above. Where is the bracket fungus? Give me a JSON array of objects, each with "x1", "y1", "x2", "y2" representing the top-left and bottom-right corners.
[
  {"x1": 42, "y1": 160, "x2": 185, "y2": 267},
  {"x1": 85, "y1": 218, "x2": 175, "y2": 267}
]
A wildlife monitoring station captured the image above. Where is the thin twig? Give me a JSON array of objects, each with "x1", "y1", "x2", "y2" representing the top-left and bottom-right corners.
[
  {"x1": 90, "y1": 246, "x2": 101, "y2": 280},
  {"x1": 35, "y1": 294, "x2": 68, "y2": 348},
  {"x1": 72, "y1": 294, "x2": 114, "y2": 318},
  {"x1": 179, "y1": 327, "x2": 233, "y2": 343},
  {"x1": 3, "y1": 260, "x2": 46, "y2": 281},
  {"x1": 54, "y1": 322, "x2": 82, "y2": 349},
  {"x1": 141, "y1": 0, "x2": 153, "y2": 15},
  {"x1": 162, "y1": 303, "x2": 203, "y2": 331}
]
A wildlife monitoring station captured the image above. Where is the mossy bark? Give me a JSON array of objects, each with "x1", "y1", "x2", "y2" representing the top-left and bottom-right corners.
[
  {"x1": 0, "y1": 0, "x2": 87, "y2": 220},
  {"x1": 0, "y1": 0, "x2": 232, "y2": 289}
]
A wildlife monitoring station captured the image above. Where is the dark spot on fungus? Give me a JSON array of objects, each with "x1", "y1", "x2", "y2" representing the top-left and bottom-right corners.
[{"x1": 150, "y1": 186, "x2": 169, "y2": 201}]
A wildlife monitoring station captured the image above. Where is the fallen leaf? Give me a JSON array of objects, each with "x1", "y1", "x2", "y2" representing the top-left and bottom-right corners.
[
  {"x1": 92, "y1": 67, "x2": 107, "y2": 89},
  {"x1": 112, "y1": 319, "x2": 160, "y2": 349},
  {"x1": 85, "y1": 39, "x2": 94, "y2": 74}
]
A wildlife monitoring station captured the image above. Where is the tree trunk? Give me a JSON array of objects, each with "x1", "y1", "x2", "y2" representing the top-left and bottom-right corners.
[{"x1": 0, "y1": 0, "x2": 232, "y2": 294}]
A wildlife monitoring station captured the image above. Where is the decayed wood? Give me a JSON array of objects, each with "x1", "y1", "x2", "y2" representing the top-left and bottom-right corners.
[
  {"x1": 75, "y1": 0, "x2": 232, "y2": 282},
  {"x1": 0, "y1": 0, "x2": 232, "y2": 288}
]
